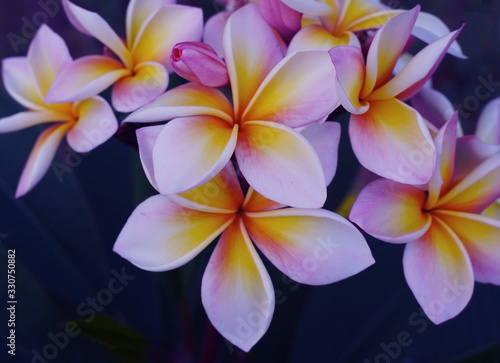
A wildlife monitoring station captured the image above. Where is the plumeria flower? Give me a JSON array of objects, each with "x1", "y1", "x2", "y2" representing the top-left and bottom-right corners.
[
  {"x1": 329, "y1": 7, "x2": 463, "y2": 185},
  {"x1": 284, "y1": 0, "x2": 465, "y2": 57},
  {"x1": 114, "y1": 122, "x2": 374, "y2": 351},
  {"x1": 44, "y1": 0, "x2": 203, "y2": 112},
  {"x1": 124, "y1": 4, "x2": 339, "y2": 208},
  {"x1": 475, "y1": 97, "x2": 500, "y2": 218},
  {"x1": 350, "y1": 114, "x2": 500, "y2": 324},
  {"x1": 0, "y1": 25, "x2": 117, "y2": 197}
]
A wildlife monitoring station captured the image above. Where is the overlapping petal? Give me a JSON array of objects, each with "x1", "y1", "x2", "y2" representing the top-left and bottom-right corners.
[
  {"x1": 153, "y1": 116, "x2": 238, "y2": 195},
  {"x1": 0, "y1": 111, "x2": 72, "y2": 133},
  {"x1": 243, "y1": 187, "x2": 286, "y2": 213},
  {"x1": 113, "y1": 194, "x2": 234, "y2": 271},
  {"x1": 350, "y1": 179, "x2": 431, "y2": 243},
  {"x1": 349, "y1": 98, "x2": 435, "y2": 185},
  {"x1": 136, "y1": 124, "x2": 164, "y2": 191},
  {"x1": 476, "y1": 97, "x2": 500, "y2": 145},
  {"x1": 403, "y1": 217, "x2": 474, "y2": 324},
  {"x1": 235, "y1": 121, "x2": 326, "y2": 208},
  {"x1": 287, "y1": 25, "x2": 359, "y2": 53},
  {"x1": 259, "y1": 0, "x2": 301, "y2": 42},
  {"x1": 202, "y1": 218, "x2": 274, "y2": 352},
  {"x1": 2, "y1": 57, "x2": 44, "y2": 110},
  {"x1": 245, "y1": 208, "x2": 374, "y2": 285}
]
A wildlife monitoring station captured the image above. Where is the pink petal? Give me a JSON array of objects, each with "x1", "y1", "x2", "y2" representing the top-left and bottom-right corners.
[
  {"x1": 136, "y1": 124, "x2": 165, "y2": 191},
  {"x1": 2, "y1": 57, "x2": 44, "y2": 110},
  {"x1": 349, "y1": 98, "x2": 436, "y2": 185},
  {"x1": 66, "y1": 96, "x2": 118, "y2": 153},
  {"x1": 111, "y1": 61, "x2": 168, "y2": 112},
  {"x1": 203, "y1": 11, "x2": 231, "y2": 57},
  {"x1": 45, "y1": 55, "x2": 130, "y2": 103},
  {"x1": 476, "y1": 97, "x2": 500, "y2": 145},
  {"x1": 243, "y1": 187, "x2": 287, "y2": 213},
  {"x1": 435, "y1": 210, "x2": 500, "y2": 285},
  {"x1": 236, "y1": 121, "x2": 326, "y2": 208},
  {"x1": 63, "y1": 0, "x2": 131, "y2": 66},
  {"x1": 16, "y1": 122, "x2": 72, "y2": 198},
  {"x1": 0, "y1": 110, "x2": 72, "y2": 133},
  {"x1": 403, "y1": 217, "x2": 474, "y2": 324},
  {"x1": 113, "y1": 194, "x2": 234, "y2": 271},
  {"x1": 410, "y1": 87, "x2": 456, "y2": 132},
  {"x1": 123, "y1": 83, "x2": 234, "y2": 124},
  {"x1": 224, "y1": 4, "x2": 283, "y2": 119},
  {"x1": 454, "y1": 136, "x2": 500, "y2": 181},
  {"x1": 301, "y1": 122, "x2": 341, "y2": 186},
  {"x1": 245, "y1": 208, "x2": 374, "y2": 285},
  {"x1": 328, "y1": 46, "x2": 368, "y2": 114},
  {"x1": 259, "y1": 0, "x2": 301, "y2": 43},
  {"x1": 281, "y1": 0, "x2": 334, "y2": 16},
  {"x1": 413, "y1": 12, "x2": 466, "y2": 59},
  {"x1": 287, "y1": 25, "x2": 360, "y2": 53},
  {"x1": 153, "y1": 116, "x2": 238, "y2": 194},
  {"x1": 369, "y1": 26, "x2": 464, "y2": 101},
  {"x1": 243, "y1": 50, "x2": 338, "y2": 128},
  {"x1": 350, "y1": 179, "x2": 431, "y2": 243},
  {"x1": 27, "y1": 25, "x2": 72, "y2": 96},
  {"x1": 131, "y1": 5, "x2": 203, "y2": 71},
  {"x1": 201, "y1": 218, "x2": 274, "y2": 352},
  {"x1": 362, "y1": 6, "x2": 419, "y2": 98}
]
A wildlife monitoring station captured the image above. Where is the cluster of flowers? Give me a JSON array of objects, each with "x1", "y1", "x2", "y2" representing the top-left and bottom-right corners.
[{"x1": 2, "y1": 0, "x2": 499, "y2": 352}]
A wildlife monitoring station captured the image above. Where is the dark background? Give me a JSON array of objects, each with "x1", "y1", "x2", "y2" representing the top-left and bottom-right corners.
[{"x1": 1, "y1": 0, "x2": 500, "y2": 362}]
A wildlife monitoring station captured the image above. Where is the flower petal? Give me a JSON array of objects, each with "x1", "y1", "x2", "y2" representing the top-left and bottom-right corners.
[
  {"x1": 349, "y1": 98, "x2": 436, "y2": 185},
  {"x1": 203, "y1": 11, "x2": 231, "y2": 57},
  {"x1": 0, "y1": 110, "x2": 72, "y2": 133},
  {"x1": 368, "y1": 26, "x2": 464, "y2": 101},
  {"x1": 350, "y1": 179, "x2": 431, "y2": 243},
  {"x1": 63, "y1": 0, "x2": 131, "y2": 66},
  {"x1": 483, "y1": 200, "x2": 500, "y2": 220},
  {"x1": 224, "y1": 4, "x2": 283, "y2": 119},
  {"x1": 243, "y1": 187, "x2": 286, "y2": 213},
  {"x1": 434, "y1": 210, "x2": 500, "y2": 285},
  {"x1": 410, "y1": 87, "x2": 456, "y2": 132},
  {"x1": 153, "y1": 116, "x2": 238, "y2": 194},
  {"x1": 16, "y1": 122, "x2": 73, "y2": 198},
  {"x1": 328, "y1": 45, "x2": 368, "y2": 114},
  {"x1": 123, "y1": 83, "x2": 234, "y2": 124},
  {"x1": 201, "y1": 218, "x2": 274, "y2": 352},
  {"x1": 66, "y1": 96, "x2": 118, "y2": 153},
  {"x1": 346, "y1": 9, "x2": 402, "y2": 32},
  {"x1": 243, "y1": 50, "x2": 338, "y2": 128},
  {"x1": 45, "y1": 55, "x2": 130, "y2": 103},
  {"x1": 236, "y1": 121, "x2": 326, "y2": 208},
  {"x1": 288, "y1": 25, "x2": 359, "y2": 53},
  {"x1": 245, "y1": 208, "x2": 374, "y2": 285},
  {"x1": 436, "y1": 153, "x2": 500, "y2": 213},
  {"x1": 111, "y1": 61, "x2": 168, "y2": 112},
  {"x1": 2, "y1": 57, "x2": 44, "y2": 110},
  {"x1": 301, "y1": 122, "x2": 341, "y2": 185},
  {"x1": 136, "y1": 124, "x2": 165, "y2": 191},
  {"x1": 403, "y1": 217, "x2": 474, "y2": 324},
  {"x1": 113, "y1": 194, "x2": 234, "y2": 271},
  {"x1": 132, "y1": 5, "x2": 203, "y2": 70},
  {"x1": 362, "y1": 7, "x2": 419, "y2": 98},
  {"x1": 281, "y1": 0, "x2": 334, "y2": 16},
  {"x1": 476, "y1": 97, "x2": 500, "y2": 145},
  {"x1": 27, "y1": 25, "x2": 72, "y2": 96},
  {"x1": 259, "y1": 0, "x2": 301, "y2": 43}
]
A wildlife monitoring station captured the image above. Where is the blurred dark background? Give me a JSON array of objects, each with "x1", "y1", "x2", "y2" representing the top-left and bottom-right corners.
[{"x1": 1, "y1": 0, "x2": 500, "y2": 362}]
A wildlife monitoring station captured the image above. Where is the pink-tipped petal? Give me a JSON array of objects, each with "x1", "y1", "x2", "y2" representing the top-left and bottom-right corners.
[
  {"x1": 410, "y1": 87, "x2": 456, "y2": 132},
  {"x1": 2, "y1": 57, "x2": 44, "y2": 110},
  {"x1": 224, "y1": 4, "x2": 283, "y2": 119},
  {"x1": 350, "y1": 179, "x2": 431, "y2": 243},
  {"x1": 201, "y1": 218, "x2": 274, "y2": 352},
  {"x1": 45, "y1": 55, "x2": 130, "y2": 103},
  {"x1": 288, "y1": 25, "x2": 360, "y2": 53},
  {"x1": 243, "y1": 50, "x2": 338, "y2": 128},
  {"x1": 301, "y1": 122, "x2": 341, "y2": 185},
  {"x1": 413, "y1": 12, "x2": 466, "y2": 59},
  {"x1": 131, "y1": 5, "x2": 203, "y2": 70},
  {"x1": 362, "y1": 6, "x2": 419, "y2": 97},
  {"x1": 203, "y1": 11, "x2": 231, "y2": 57},
  {"x1": 369, "y1": 26, "x2": 464, "y2": 101},
  {"x1": 349, "y1": 98, "x2": 436, "y2": 185},
  {"x1": 136, "y1": 124, "x2": 165, "y2": 191},
  {"x1": 434, "y1": 210, "x2": 500, "y2": 285},
  {"x1": 403, "y1": 217, "x2": 474, "y2": 324},
  {"x1": 27, "y1": 25, "x2": 72, "y2": 96},
  {"x1": 63, "y1": 0, "x2": 131, "y2": 66},
  {"x1": 111, "y1": 61, "x2": 168, "y2": 113},
  {"x1": 114, "y1": 194, "x2": 234, "y2": 271},
  {"x1": 153, "y1": 116, "x2": 238, "y2": 194},
  {"x1": 281, "y1": 0, "x2": 334, "y2": 16},
  {"x1": 66, "y1": 96, "x2": 117, "y2": 153},
  {"x1": 0, "y1": 110, "x2": 72, "y2": 133},
  {"x1": 259, "y1": 0, "x2": 301, "y2": 42},
  {"x1": 245, "y1": 208, "x2": 374, "y2": 285},
  {"x1": 15, "y1": 122, "x2": 72, "y2": 198},
  {"x1": 123, "y1": 83, "x2": 234, "y2": 124},
  {"x1": 243, "y1": 187, "x2": 286, "y2": 213},
  {"x1": 476, "y1": 97, "x2": 500, "y2": 145},
  {"x1": 236, "y1": 121, "x2": 326, "y2": 208},
  {"x1": 328, "y1": 46, "x2": 368, "y2": 114}
]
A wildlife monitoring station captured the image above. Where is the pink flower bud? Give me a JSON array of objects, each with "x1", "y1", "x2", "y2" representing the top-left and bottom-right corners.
[{"x1": 171, "y1": 42, "x2": 229, "y2": 87}]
